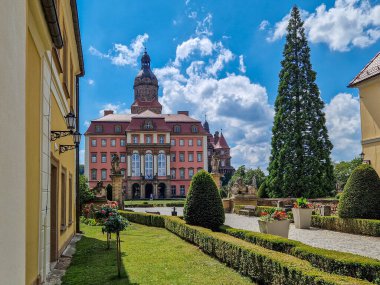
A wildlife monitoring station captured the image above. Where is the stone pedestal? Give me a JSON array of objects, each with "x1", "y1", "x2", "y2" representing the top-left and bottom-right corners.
[
  {"x1": 222, "y1": 198, "x2": 232, "y2": 213},
  {"x1": 211, "y1": 172, "x2": 222, "y2": 189},
  {"x1": 110, "y1": 174, "x2": 124, "y2": 209},
  {"x1": 231, "y1": 194, "x2": 258, "y2": 212}
]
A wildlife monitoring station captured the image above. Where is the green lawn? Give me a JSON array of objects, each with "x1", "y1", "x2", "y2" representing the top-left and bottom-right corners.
[
  {"x1": 62, "y1": 223, "x2": 254, "y2": 285},
  {"x1": 124, "y1": 199, "x2": 185, "y2": 206}
]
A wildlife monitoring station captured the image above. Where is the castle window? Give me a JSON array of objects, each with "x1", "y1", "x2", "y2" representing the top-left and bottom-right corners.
[
  {"x1": 144, "y1": 120, "x2": 153, "y2": 130},
  {"x1": 145, "y1": 154, "x2": 153, "y2": 179},
  {"x1": 197, "y1": 152, "x2": 202, "y2": 162},
  {"x1": 188, "y1": 139, "x2": 193, "y2": 146},
  {"x1": 174, "y1": 125, "x2": 181, "y2": 133},
  {"x1": 158, "y1": 153, "x2": 166, "y2": 176},
  {"x1": 179, "y1": 153, "x2": 185, "y2": 162},
  {"x1": 133, "y1": 135, "x2": 139, "y2": 144},
  {"x1": 121, "y1": 169, "x2": 125, "y2": 178},
  {"x1": 101, "y1": 169, "x2": 107, "y2": 180},
  {"x1": 171, "y1": 153, "x2": 176, "y2": 162},
  {"x1": 95, "y1": 125, "x2": 103, "y2": 133},
  {"x1": 197, "y1": 139, "x2": 202, "y2": 146},
  {"x1": 115, "y1": 125, "x2": 122, "y2": 133},
  {"x1": 91, "y1": 153, "x2": 97, "y2": 163},
  {"x1": 171, "y1": 185, "x2": 176, "y2": 196},
  {"x1": 101, "y1": 153, "x2": 107, "y2": 163},
  {"x1": 179, "y1": 168, "x2": 185, "y2": 179},
  {"x1": 91, "y1": 139, "x2": 97, "y2": 147},
  {"x1": 120, "y1": 139, "x2": 126, "y2": 147},
  {"x1": 101, "y1": 139, "x2": 106, "y2": 147},
  {"x1": 221, "y1": 159, "x2": 225, "y2": 167},
  {"x1": 179, "y1": 139, "x2": 184, "y2": 146},
  {"x1": 180, "y1": 185, "x2": 185, "y2": 196},
  {"x1": 220, "y1": 150, "x2": 224, "y2": 155},
  {"x1": 146, "y1": 135, "x2": 152, "y2": 144},
  {"x1": 159, "y1": 135, "x2": 165, "y2": 144},
  {"x1": 111, "y1": 139, "x2": 116, "y2": 147},
  {"x1": 188, "y1": 152, "x2": 194, "y2": 162},
  {"x1": 91, "y1": 169, "x2": 97, "y2": 180},
  {"x1": 120, "y1": 153, "x2": 126, "y2": 163},
  {"x1": 171, "y1": 139, "x2": 176, "y2": 146},
  {"x1": 188, "y1": 168, "x2": 194, "y2": 179},
  {"x1": 191, "y1": 125, "x2": 198, "y2": 133},
  {"x1": 171, "y1": 169, "x2": 176, "y2": 179},
  {"x1": 132, "y1": 153, "x2": 140, "y2": 177}
]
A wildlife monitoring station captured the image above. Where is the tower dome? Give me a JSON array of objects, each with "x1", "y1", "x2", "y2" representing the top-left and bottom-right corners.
[{"x1": 134, "y1": 50, "x2": 158, "y2": 87}]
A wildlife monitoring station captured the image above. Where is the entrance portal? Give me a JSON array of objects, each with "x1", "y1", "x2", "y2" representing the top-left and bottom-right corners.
[
  {"x1": 132, "y1": 183, "x2": 140, "y2": 199},
  {"x1": 145, "y1": 183, "x2": 153, "y2": 199},
  {"x1": 158, "y1": 183, "x2": 166, "y2": 199}
]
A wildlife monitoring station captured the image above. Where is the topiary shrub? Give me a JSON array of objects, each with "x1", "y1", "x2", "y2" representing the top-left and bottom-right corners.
[
  {"x1": 258, "y1": 180, "x2": 269, "y2": 198},
  {"x1": 183, "y1": 170, "x2": 225, "y2": 229},
  {"x1": 338, "y1": 164, "x2": 380, "y2": 219}
]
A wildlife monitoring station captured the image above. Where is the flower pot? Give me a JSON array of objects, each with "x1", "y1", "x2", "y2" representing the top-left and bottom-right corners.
[
  {"x1": 258, "y1": 220, "x2": 290, "y2": 238},
  {"x1": 292, "y1": 208, "x2": 313, "y2": 229}
]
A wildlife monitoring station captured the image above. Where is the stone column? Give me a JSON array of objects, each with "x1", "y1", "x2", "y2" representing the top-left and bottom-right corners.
[
  {"x1": 154, "y1": 183, "x2": 158, "y2": 198},
  {"x1": 141, "y1": 183, "x2": 145, "y2": 199},
  {"x1": 141, "y1": 154, "x2": 145, "y2": 176},
  {"x1": 110, "y1": 173, "x2": 124, "y2": 209},
  {"x1": 127, "y1": 155, "x2": 131, "y2": 176},
  {"x1": 211, "y1": 172, "x2": 222, "y2": 189}
]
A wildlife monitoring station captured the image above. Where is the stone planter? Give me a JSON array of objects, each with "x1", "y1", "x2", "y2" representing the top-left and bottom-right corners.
[
  {"x1": 222, "y1": 199, "x2": 232, "y2": 213},
  {"x1": 292, "y1": 208, "x2": 313, "y2": 229},
  {"x1": 258, "y1": 220, "x2": 290, "y2": 238}
]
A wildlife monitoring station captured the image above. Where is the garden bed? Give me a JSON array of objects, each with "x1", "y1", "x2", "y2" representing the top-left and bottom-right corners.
[{"x1": 120, "y1": 211, "x2": 376, "y2": 285}]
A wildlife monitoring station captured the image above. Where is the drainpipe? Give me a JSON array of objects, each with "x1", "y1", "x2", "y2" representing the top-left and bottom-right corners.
[{"x1": 75, "y1": 75, "x2": 81, "y2": 233}]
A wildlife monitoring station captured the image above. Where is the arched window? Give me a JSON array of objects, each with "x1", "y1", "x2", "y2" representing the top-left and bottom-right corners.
[
  {"x1": 145, "y1": 153, "x2": 153, "y2": 179},
  {"x1": 158, "y1": 153, "x2": 166, "y2": 176},
  {"x1": 132, "y1": 153, "x2": 140, "y2": 177}
]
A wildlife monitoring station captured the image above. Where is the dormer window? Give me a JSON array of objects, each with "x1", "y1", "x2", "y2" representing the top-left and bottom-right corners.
[
  {"x1": 144, "y1": 120, "x2": 153, "y2": 130},
  {"x1": 174, "y1": 125, "x2": 181, "y2": 133},
  {"x1": 191, "y1": 125, "x2": 198, "y2": 133},
  {"x1": 114, "y1": 125, "x2": 121, "y2": 133},
  {"x1": 95, "y1": 125, "x2": 103, "y2": 133}
]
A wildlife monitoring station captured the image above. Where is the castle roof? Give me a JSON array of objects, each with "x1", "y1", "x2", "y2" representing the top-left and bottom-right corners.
[
  {"x1": 349, "y1": 52, "x2": 380, "y2": 87},
  {"x1": 214, "y1": 132, "x2": 229, "y2": 149}
]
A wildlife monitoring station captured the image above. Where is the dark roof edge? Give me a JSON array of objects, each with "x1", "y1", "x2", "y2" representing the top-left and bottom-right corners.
[
  {"x1": 348, "y1": 52, "x2": 380, "y2": 88},
  {"x1": 70, "y1": 0, "x2": 85, "y2": 76},
  {"x1": 41, "y1": 0, "x2": 63, "y2": 48},
  {"x1": 348, "y1": 72, "x2": 380, "y2": 88}
]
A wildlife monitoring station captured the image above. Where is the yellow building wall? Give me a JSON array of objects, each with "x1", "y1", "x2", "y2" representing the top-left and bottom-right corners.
[
  {"x1": 50, "y1": 95, "x2": 76, "y2": 252},
  {"x1": 25, "y1": 30, "x2": 41, "y2": 285},
  {"x1": 359, "y1": 78, "x2": 380, "y2": 176}
]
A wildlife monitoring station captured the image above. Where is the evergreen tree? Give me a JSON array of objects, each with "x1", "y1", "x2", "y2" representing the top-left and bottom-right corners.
[{"x1": 267, "y1": 6, "x2": 334, "y2": 198}]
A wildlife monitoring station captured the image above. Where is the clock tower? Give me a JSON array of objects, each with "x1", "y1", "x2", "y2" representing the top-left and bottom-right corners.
[{"x1": 131, "y1": 50, "x2": 163, "y2": 114}]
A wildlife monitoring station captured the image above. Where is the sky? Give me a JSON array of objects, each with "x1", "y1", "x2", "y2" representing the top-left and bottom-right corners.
[{"x1": 77, "y1": 0, "x2": 380, "y2": 170}]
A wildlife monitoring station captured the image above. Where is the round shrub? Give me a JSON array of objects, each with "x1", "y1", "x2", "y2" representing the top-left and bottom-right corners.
[
  {"x1": 338, "y1": 164, "x2": 380, "y2": 219},
  {"x1": 258, "y1": 180, "x2": 269, "y2": 198},
  {"x1": 184, "y1": 170, "x2": 225, "y2": 229}
]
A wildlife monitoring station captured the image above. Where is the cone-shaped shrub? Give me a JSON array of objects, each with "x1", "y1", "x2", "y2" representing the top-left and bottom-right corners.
[
  {"x1": 184, "y1": 170, "x2": 225, "y2": 229},
  {"x1": 338, "y1": 164, "x2": 380, "y2": 219}
]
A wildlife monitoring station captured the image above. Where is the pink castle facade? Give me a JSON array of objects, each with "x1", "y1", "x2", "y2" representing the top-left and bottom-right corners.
[{"x1": 84, "y1": 51, "x2": 234, "y2": 199}]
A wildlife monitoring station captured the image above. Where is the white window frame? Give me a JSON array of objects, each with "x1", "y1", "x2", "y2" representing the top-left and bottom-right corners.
[
  {"x1": 132, "y1": 153, "x2": 140, "y2": 177},
  {"x1": 158, "y1": 153, "x2": 166, "y2": 176}
]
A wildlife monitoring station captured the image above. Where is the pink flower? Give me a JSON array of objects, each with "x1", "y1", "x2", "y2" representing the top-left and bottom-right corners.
[{"x1": 101, "y1": 210, "x2": 106, "y2": 214}]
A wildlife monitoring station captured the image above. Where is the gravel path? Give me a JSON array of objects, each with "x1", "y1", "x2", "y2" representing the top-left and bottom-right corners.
[{"x1": 126, "y1": 207, "x2": 380, "y2": 260}]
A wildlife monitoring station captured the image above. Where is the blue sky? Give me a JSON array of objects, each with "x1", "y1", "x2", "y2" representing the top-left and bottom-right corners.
[{"x1": 77, "y1": 0, "x2": 380, "y2": 169}]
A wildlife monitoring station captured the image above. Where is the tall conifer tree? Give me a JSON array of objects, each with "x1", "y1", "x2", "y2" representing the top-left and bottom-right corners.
[{"x1": 267, "y1": 6, "x2": 334, "y2": 198}]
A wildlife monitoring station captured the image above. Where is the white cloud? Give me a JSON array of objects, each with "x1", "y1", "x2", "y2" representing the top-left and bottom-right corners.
[
  {"x1": 84, "y1": 120, "x2": 91, "y2": 127},
  {"x1": 259, "y1": 20, "x2": 270, "y2": 31},
  {"x1": 89, "y1": 33, "x2": 149, "y2": 66},
  {"x1": 266, "y1": 0, "x2": 380, "y2": 51},
  {"x1": 98, "y1": 103, "x2": 130, "y2": 117},
  {"x1": 188, "y1": 11, "x2": 197, "y2": 19},
  {"x1": 195, "y1": 13, "x2": 213, "y2": 37},
  {"x1": 206, "y1": 46, "x2": 234, "y2": 76},
  {"x1": 238, "y1": 55, "x2": 246, "y2": 73},
  {"x1": 174, "y1": 37, "x2": 213, "y2": 65},
  {"x1": 87, "y1": 79, "x2": 95, "y2": 85},
  {"x1": 325, "y1": 93, "x2": 361, "y2": 161},
  {"x1": 185, "y1": 0, "x2": 190, "y2": 5}
]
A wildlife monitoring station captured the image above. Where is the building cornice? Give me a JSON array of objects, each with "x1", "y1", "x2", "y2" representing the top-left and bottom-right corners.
[{"x1": 362, "y1": 137, "x2": 380, "y2": 145}]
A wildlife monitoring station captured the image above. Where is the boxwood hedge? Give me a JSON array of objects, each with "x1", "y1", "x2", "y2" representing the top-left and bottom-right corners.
[
  {"x1": 119, "y1": 211, "x2": 374, "y2": 285},
  {"x1": 220, "y1": 225, "x2": 380, "y2": 284},
  {"x1": 311, "y1": 215, "x2": 380, "y2": 237}
]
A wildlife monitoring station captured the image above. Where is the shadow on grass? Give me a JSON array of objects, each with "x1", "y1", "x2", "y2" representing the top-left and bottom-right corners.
[{"x1": 62, "y1": 235, "x2": 139, "y2": 285}]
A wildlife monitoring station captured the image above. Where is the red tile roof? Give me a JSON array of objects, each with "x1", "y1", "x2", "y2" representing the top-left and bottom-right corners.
[
  {"x1": 349, "y1": 52, "x2": 380, "y2": 87},
  {"x1": 214, "y1": 132, "x2": 229, "y2": 149}
]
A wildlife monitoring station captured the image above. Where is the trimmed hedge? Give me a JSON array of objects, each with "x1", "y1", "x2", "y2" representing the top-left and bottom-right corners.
[
  {"x1": 119, "y1": 211, "x2": 373, "y2": 285},
  {"x1": 119, "y1": 211, "x2": 165, "y2": 228},
  {"x1": 234, "y1": 205, "x2": 275, "y2": 216},
  {"x1": 184, "y1": 170, "x2": 225, "y2": 229},
  {"x1": 311, "y1": 215, "x2": 380, "y2": 237},
  {"x1": 164, "y1": 217, "x2": 370, "y2": 285},
  {"x1": 338, "y1": 164, "x2": 380, "y2": 219},
  {"x1": 220, "y1": 226, "x2": 380, "y2": 284}
]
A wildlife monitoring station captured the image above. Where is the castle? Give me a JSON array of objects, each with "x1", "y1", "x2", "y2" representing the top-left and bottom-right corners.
[{"x1": 85, "y1": 50, "x2": 234, "y2": 198}]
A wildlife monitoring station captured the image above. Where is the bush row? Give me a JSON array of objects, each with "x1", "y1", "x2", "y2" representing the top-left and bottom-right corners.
[
  {"x1": 124, "y1": 202, "x2": 185, "y2": 208},
  {"x1": 233, "y1": 205, "x2": 275, "y2": 216},
  {"x1": 311, "y1": 215, "x2": 380, "y2": 237},
  {"x1": 119, "y1": 211, "x2": 372, "y2": 285},
  {"x1": 119, "y1": 211, "x2": 165, "y2": 228},
  {"x1": 220, "y1": 225, "x2": 380, "y2": 284}
]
